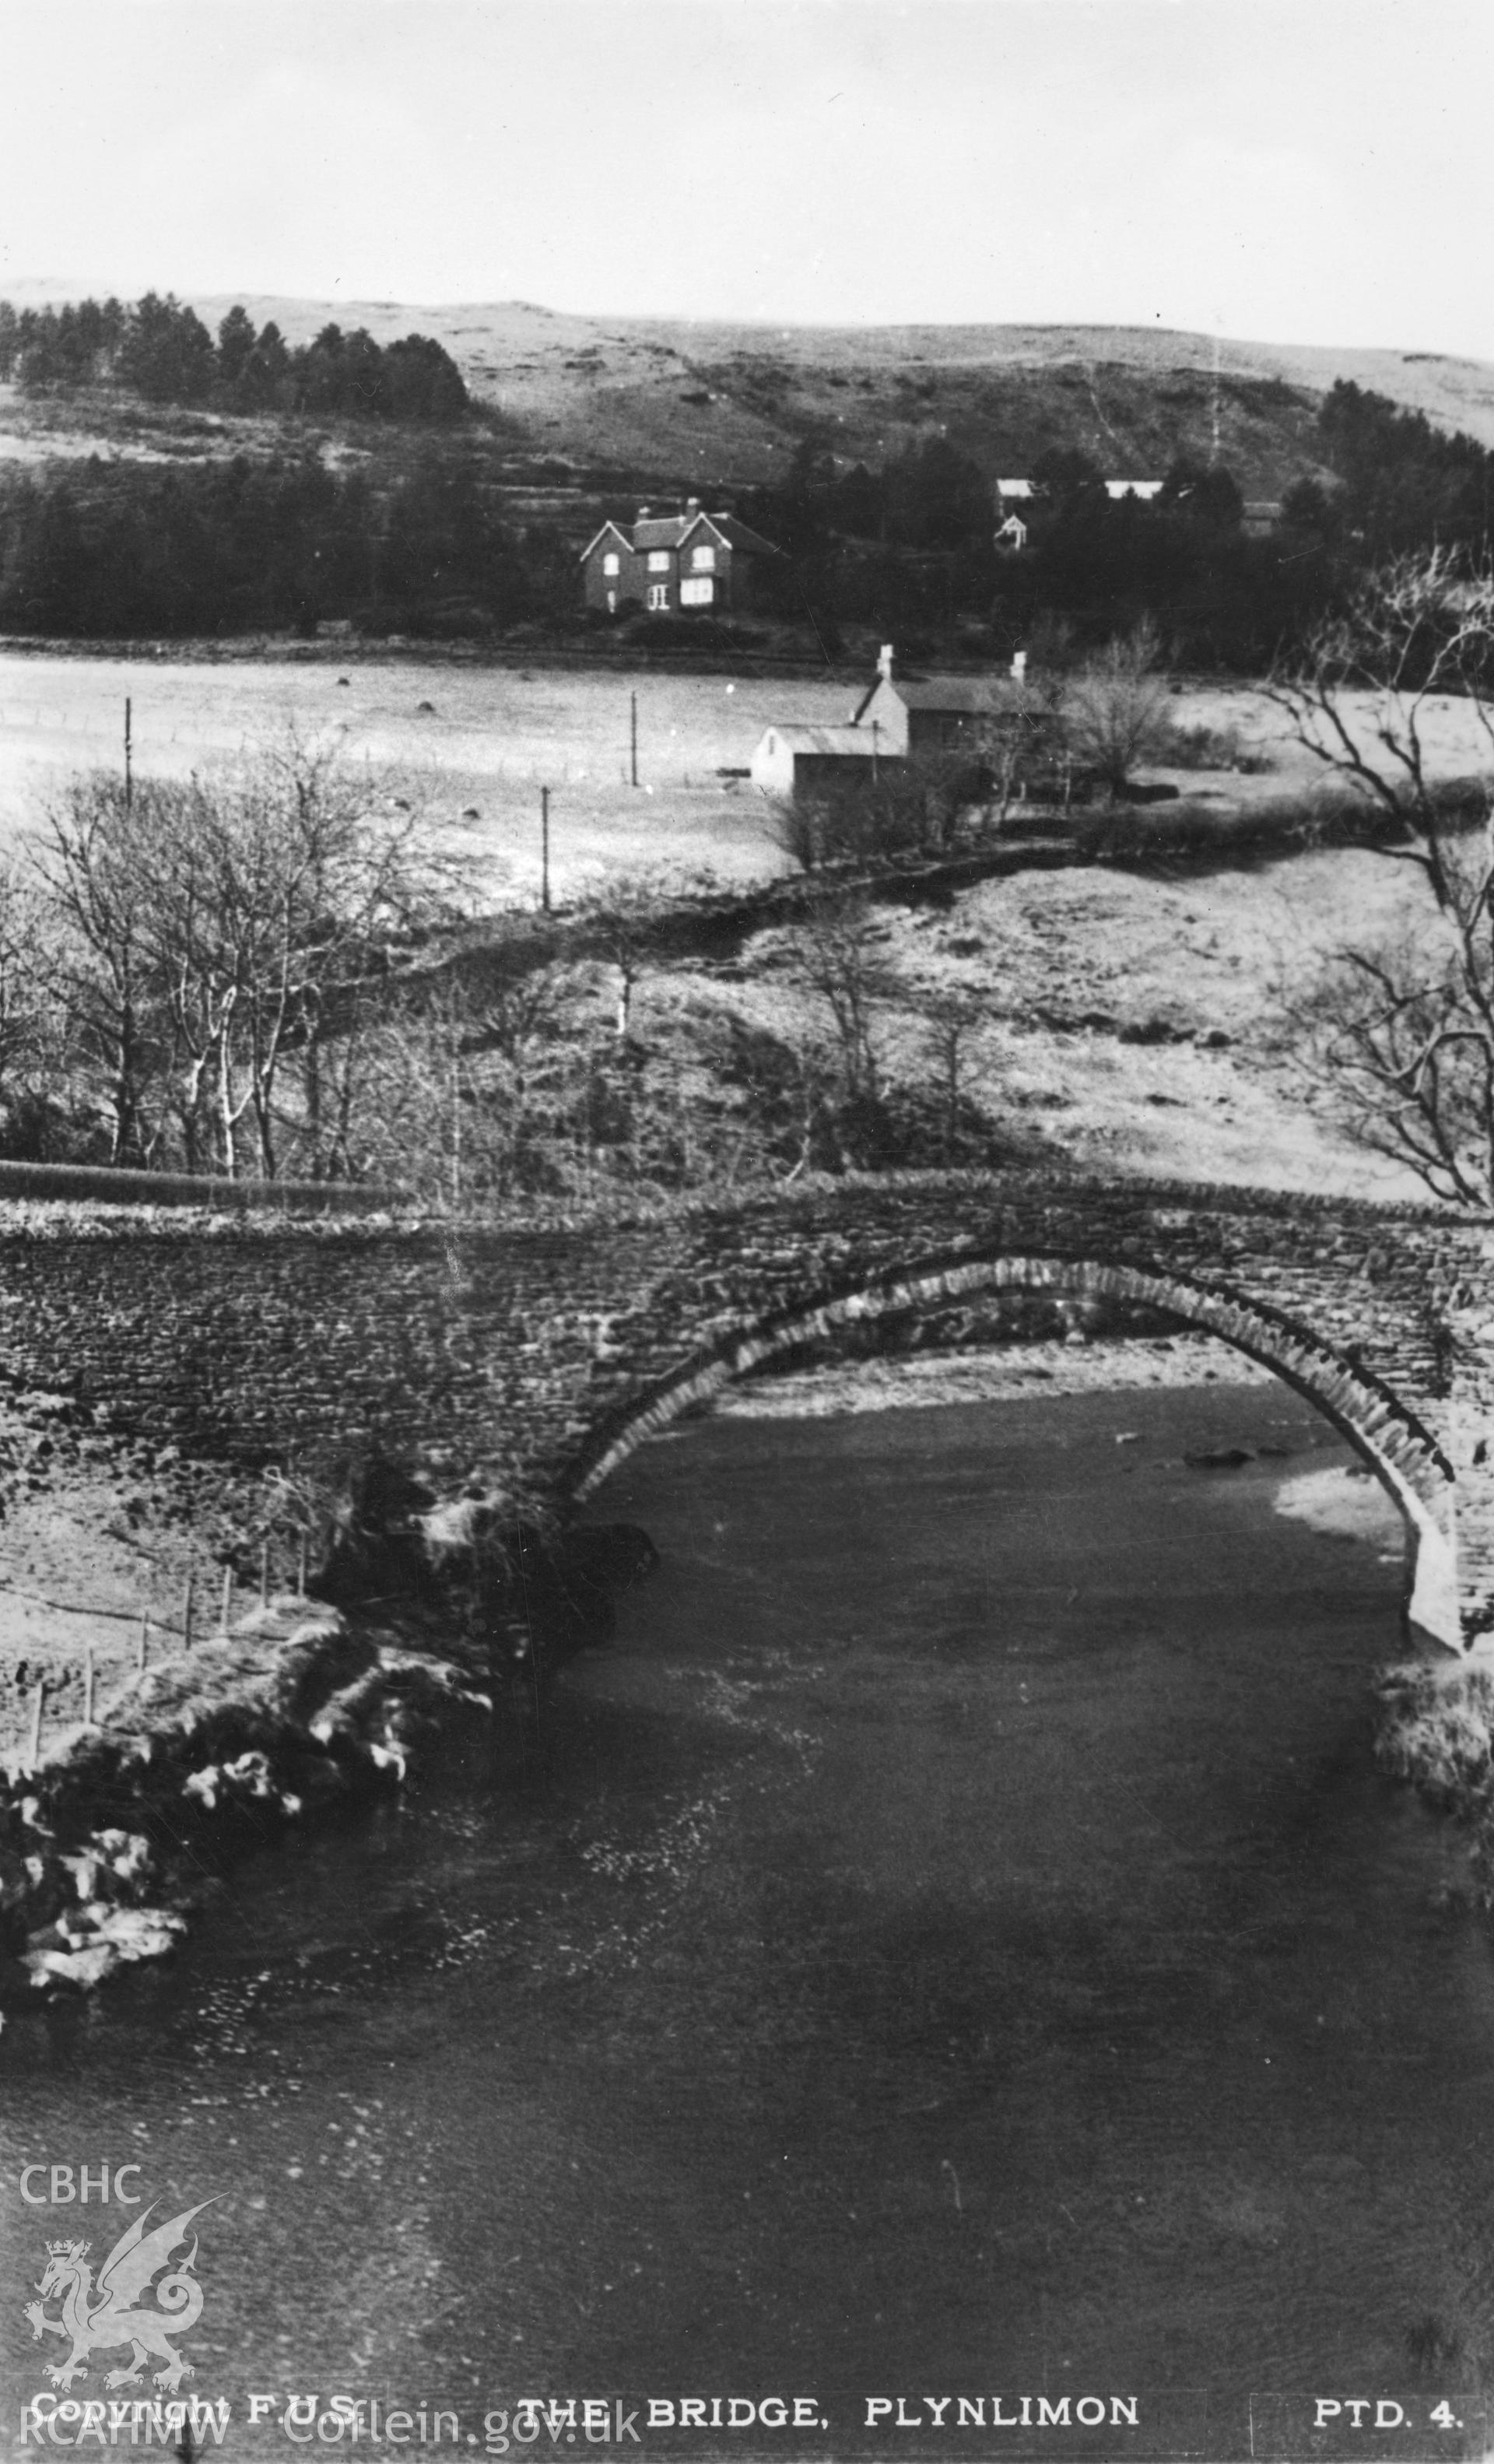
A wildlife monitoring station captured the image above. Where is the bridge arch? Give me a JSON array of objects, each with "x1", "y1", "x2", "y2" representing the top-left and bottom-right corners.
[{"x1": 567, "y1": 1251, "x2": 1461, "y2": 1653}]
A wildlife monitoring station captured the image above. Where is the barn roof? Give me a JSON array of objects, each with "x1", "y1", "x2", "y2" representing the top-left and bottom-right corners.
[{"x1": 758, "y1": 724, "x2": 880, "y2": 758}]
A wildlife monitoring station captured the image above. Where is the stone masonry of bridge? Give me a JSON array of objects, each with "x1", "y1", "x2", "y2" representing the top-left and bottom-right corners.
[{"x1": 2, "y1": 1171, "x2": 1494, "y2": 1652}]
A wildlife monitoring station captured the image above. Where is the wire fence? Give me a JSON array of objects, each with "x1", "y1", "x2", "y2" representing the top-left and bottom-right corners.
[{"x1": 8, "y1": 1536, "x2": 311, "y2": 1778}]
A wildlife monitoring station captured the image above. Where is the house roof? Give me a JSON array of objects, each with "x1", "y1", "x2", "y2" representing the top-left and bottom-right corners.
[
  {"x1": 853, "y1": 673, "x2": 1022, "y2": 722},
  {"x1": 758, "y1": 724, "x2": 879, "y2": 759},
  {"x1": 632, "y1": 514, "x2": 698, "y2": 550},
  {"x1": 577, "y1": 518, "x2": 632, "y2": 564},
  {"x1": 686, "y1": 511, "x2": 784, "y2": 559}
]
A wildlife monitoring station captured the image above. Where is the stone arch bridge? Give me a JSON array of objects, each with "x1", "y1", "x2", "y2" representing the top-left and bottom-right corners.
[{"x1": 2, "y1": 1170, "x2": 1493, "y2": 1653}]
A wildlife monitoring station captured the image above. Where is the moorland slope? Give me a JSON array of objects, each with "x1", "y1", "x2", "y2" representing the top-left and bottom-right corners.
[{"x1": 6, "y1": 283, "x2": 1494, "y2": 498}]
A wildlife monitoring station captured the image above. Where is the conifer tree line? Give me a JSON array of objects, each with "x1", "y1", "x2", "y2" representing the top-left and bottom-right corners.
[
  {"x1": 0, "y1": 455, "x2": 568, "y2": 638},
  {"x1": 734, "y1": 382, "x2": 1494, "y2": 662},
  {"x1": 0, "y1": 293, "x2": 468, "y2": 420}
]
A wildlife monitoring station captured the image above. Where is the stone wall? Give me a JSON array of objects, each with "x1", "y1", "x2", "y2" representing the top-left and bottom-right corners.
[{"x1": 1, "y1": 1171, "x2": 1489, "y2": 1640}]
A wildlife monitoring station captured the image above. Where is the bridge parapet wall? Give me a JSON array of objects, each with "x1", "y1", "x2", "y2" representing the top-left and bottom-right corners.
[{"x1": 0, "y1": 1174, "x2": 1485, "y2": 1635}]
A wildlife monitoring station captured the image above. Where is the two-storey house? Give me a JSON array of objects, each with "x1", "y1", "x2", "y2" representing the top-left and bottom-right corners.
[{"x1": 579, "y1": 500, "x2": 783, "y2": 617}]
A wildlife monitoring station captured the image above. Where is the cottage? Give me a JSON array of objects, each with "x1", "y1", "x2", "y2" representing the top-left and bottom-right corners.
[
  {"x1": 579, "y1": 499, "x2": 784, "y2": 617},
  {"x1": 850, "y1": 645, "x2": 1021, "y2": 756}
]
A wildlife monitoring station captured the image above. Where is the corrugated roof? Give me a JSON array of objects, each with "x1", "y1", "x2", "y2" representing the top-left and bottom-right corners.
[{"x1": 759, "y1": 725, "x2": 880, "y2": 758}]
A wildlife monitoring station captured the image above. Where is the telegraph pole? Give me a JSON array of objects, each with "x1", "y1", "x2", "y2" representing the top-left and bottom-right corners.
[
  {"x1": 630, "y1": 691, "x2": 639, "y2": 788},
  {"x1": 124, "y1": 697, "x2": 132, "y2": 809},
  {"x1": 541, "y1": 785, "x2": 551, "y2": 913}
]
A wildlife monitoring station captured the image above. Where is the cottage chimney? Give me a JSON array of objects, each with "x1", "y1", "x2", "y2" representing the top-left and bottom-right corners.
[
  {"x1": 1011, "y1": 649, "x2": 1028, "y2": 684},
  {"x1": 637, "y1": 505, "x2": 651, "y2": 520},
  {"x1": 685, "y1": 497, "x2": 700, "y2": 514},
  {"x1": 878, "y1": 644, "x2": 895, "y2": 681}
]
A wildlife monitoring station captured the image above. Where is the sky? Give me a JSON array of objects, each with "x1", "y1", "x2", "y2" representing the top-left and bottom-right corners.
[{"x1": 0, "y1": 0, "x2": 1491, "y2": 358}]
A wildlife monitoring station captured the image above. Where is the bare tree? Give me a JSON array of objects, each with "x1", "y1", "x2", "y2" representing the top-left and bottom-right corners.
[
  {"x1": 29, "y1": 735, "x2": 444, "y2": 1178},
  {"x1": 797, "y1": 891, "x2": 900, "y2": 1106},
  {"x1": 1271, "y1": 550, "x2": 1494, "y2": 1208},
  {"x1": 576, "y1": 871, "x2": 672, "y2": 1041},
  {"x1": 0, "y1": 862, "x2": 68, "y2": 1142},
  {"x1": 1063, "y1": 618, "x2": 1173, "y2": 799},
  {"x1": 30, "y1": 774, "x2": 176, "y2": 1164},
  {"x1": 922, "y1": 988, "x2": 984, "y2": 1160}
]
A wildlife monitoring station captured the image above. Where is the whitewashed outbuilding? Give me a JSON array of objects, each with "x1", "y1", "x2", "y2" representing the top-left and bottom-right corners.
[{"x1": 750, "y1": 724, "x2": 882, "y2": 797}]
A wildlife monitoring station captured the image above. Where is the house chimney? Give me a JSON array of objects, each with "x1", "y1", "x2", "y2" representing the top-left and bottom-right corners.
[
  {"x1": 637, "y1": 505, "x2": 651, "y2": 520},
  {"x1": 685, "y1": 497, "x2": 700, "y2": 514},
  {"x1": 878, "y1": 644, "x2": 895, "y2": 681}
]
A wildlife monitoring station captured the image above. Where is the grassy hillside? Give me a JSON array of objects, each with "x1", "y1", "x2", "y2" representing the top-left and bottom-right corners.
[
  {"x1": 5, "y1": 286, "x2": 1494, "y2": 505},
  {"x1": 183, "y1": 299, "x2": 1494, "y2": 489}
]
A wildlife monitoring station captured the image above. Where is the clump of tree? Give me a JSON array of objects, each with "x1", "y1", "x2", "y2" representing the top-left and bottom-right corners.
[
  {"x1": 1310, "y1": 381, "x2": 1494, "y2": 563},
  {"x1": 23, "y1": 739, "x2": 446, "y2": 1177},
  {"x1": 1272, "y1": 548, "x2": 1494, "y2": 1209},
  {"x1": 1062, "y1": 618, "x2": 1175, "y2": 798},
  {"x1": 0, "y1": 452, "x2": 541, "y2": 638},
  {"x1": 0, "y1": 293, "x2": 468, "y2": 422}
]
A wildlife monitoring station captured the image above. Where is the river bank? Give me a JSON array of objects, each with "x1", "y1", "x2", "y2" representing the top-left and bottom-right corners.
[
  {"x1": 0, "y1": 1590, "x2": 493, "y2": 2004},
  {"x1": 5, "y1": 1375, "x2": 1482, "y2": 2445}
]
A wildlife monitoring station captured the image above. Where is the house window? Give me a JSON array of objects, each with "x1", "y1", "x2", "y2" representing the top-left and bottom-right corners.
[
  {"x1": 647, "y1": 551, "x2": 671, "y2": 572},
  {"x1": 690, "y1": 545, "x2": 716, "y2": 572},
  {"x1": 680, "y1": 577, "x2": 714, "y2": 607},
  {"x1": 647, "y1": 584, "x2": 670, "y2": 611},
  {"x1": 602, "y1": 552, "x2": 620, "y2": 576}
]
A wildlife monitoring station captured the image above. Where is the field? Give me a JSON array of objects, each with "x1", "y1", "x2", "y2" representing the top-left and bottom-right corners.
[
  {"x1": 0, "y1": 651, "x2": 864, "y2": 901},
  {"x1": 5, "y1": 647, "x2": 1493, "y2": 903}
]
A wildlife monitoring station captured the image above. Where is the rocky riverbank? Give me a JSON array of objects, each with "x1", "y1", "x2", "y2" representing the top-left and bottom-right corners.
[{"x1": 0, "y1": 1588, "x2": 493, "y2": 2007}]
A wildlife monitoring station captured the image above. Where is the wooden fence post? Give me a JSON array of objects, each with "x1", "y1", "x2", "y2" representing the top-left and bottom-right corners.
[{"x1": 183, "y1": 1572, "x2": 195, "y2": 1651}]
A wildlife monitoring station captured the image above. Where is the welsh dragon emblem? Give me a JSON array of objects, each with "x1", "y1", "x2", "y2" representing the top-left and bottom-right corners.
[{"x1": 25, "y1": 2201, "x2": 215, "y2": 2392}]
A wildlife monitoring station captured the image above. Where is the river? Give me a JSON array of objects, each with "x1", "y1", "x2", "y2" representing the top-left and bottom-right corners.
[{"x1": 5, "y1": 1374, "x2": 1494, "y2": 2459}]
